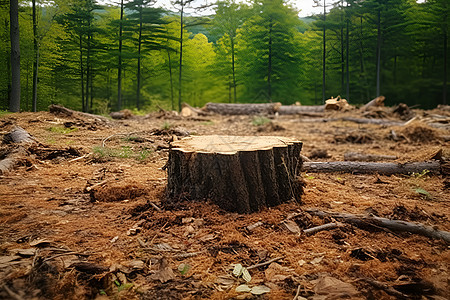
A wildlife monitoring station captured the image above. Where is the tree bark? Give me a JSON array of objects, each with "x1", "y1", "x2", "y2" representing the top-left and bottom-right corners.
[
  {"x1": 278, "y1": 105, "x2": 326, "y2": 115},
  {"x1": 9, "y1": 0, "x2": 20, "y2": 112},
  {"x1": 343, "y1": 152, "x2": 397, "y2": 162},
  {"x1": 361, "y1": 96, "x2": 385, "y2": 111},
  {"x1": 117, "y1": 0, "x2": 124, "y2": 111},
  {"x1": 32, "y1": 0, "x2": 39, "y2": 112},
  {"x1": 166, "y1": 135, "x2": 303, "y2": 213},
  {"x1": 306, "y1": 209, "x2": 450, "y2": 243},
  {"x1": 178, "y1": 0, "x2": 184, "y2": 112},
  {"x1": 204, "y1": 102, "x2": 281, "y2": 115},
  {"x1": 302, "y1": 161, "x2": 442, "y2": 175},
  {"x1": 0, "y1": 127, "x2": 36, "y2": 175},
  {"x1": 49, "y1": 104, "x2": 110, "y2": 124}
]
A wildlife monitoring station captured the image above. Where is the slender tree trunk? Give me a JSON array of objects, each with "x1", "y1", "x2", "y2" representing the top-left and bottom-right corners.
[
  {"x1": 167, "y1": 49, "x2": 174, "y2": 110},
  {"x1": 340, "y1": 0, "x2": 344, "y2": 95},
  {"x1": 322, "y1": 0, "x2": 326, "y2": 103},
  {"x1": 9, "y1": 0, "x2": 20, "y2": 112},
  {"x1": 359, "y1": 16, "x2": 369, "y2": 101},
  {"x1": 393, "y1": 54, "x2": 397, "y2": 84},
  {"x1": 80, "y1": 34, "x2": 85, "y2": 112},
  {"x1": 136, "y1": 4, "x2": 143, "y2": 110},
  {"x1": 86, "y1": 24, "x2": 91, "y2": 112},
  {"x1": 231, "y1": 36, "x2": 237, "y2": 103},
  {"x1": 376, "y1": 9, "x2": 381, "y2": 97},
  {"x1": 26, "y1": 60, "x2": 29, "y2": 110},
  {"x1": 443, "y1": 12, "x2": 447, "y2": 105},
  {"x1": 32, "y1": 0, "x2": 39, "y2": 112},
  {"x1": 267, "y1": 20, "x2": 272, "y2": 102},
  {"x1": 118, "y1": 0, "x2": 124, "y2": 111},
  {"x1": 346, "y1": 10, "x2": 349, "y2": 101},
  {"x1": 178, "y1": 0, "x2": 184, "y2": 112}
]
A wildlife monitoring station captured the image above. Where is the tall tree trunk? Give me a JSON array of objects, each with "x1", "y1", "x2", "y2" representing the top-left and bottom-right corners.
[
  {"x1": 32, "y1": 0, "x2": 39, "y2": 112},
  {"x1": 322, "y1": 0, "x2": 326, "y2": 103},
  {"x1": 167, "y1": 49, "x2": 175, "y2": 110},
  {"x1": 136, "y1": 4, "x2": 143, "y2": 110},
  {"x1": 86, "y1": 23, "x2": 91, "y2": 112},
  {"x1": 178, "y1": 0, "x2": 184, "y2": 112},
  {"x1": 359, "y1": 16, "x2": 369, "y2": 101},
  {"x1": 346, "y1": 11, "x2": 349, "y2": 101},
  {"x1": 443, "y1": 12, "x2": 447, "y2": 105},
  {"x1": 340, "y1": 0, "x2": 344, "y2": 96},
  {"x1": 267, "y1": 20, "x2": 272, "y2": 102},
  {"x1": 376, "y1": 9, "x2": 382, "y2": 97},
  {"x1": 80, "y1": 34, "x2": 85, "y2": 112},
  {"x1": 9, "y1": 0, "x2": 20, "y2": 112},
  {"x1": 118, "y1": 0, "x2": 124, "y2": 111},
  {"x1": 231, "y1": 36, "x2": 237, "y2": 103}
]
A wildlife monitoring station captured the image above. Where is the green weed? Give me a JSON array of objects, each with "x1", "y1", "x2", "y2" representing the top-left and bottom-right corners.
[
  {"x1": 251, "y1": 116, "x2": 271, "y2": 126},
  {"x1": 92, "y1": 146, "x2": 152, "y2": 161},
  {"x1": 0, "y1": 110, "x2": 12, "y2": 117},
  {"x1": 162, "y1": 121, "x2": 172, "y2": 130},
  {"x1": 47, "y1": 126, "x2": 78, "y2": 134}
]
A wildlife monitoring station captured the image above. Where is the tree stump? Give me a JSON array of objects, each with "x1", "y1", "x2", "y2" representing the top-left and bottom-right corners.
[{"x1": 166, "y1": 135, "x2": 303, "y2": 213}]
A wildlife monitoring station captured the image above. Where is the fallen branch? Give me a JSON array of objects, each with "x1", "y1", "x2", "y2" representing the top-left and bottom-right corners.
[
  {"x1": 306, "y1": 209, "x2": 450, "y2": 243},
  {"x1": 361, "y1": 278, "x2": 408, "y2": 299},
  {"x1": 246, "y1": 256, "x2": 283, "y2": 270},
  {"x1": 303, "y1": 223, "x2": 339, "y2": 236},
  {"x1": 302, "y1": 161, "x2": 442, "y2": 175},
  {"x1": 361, "y1": 96, "x2": 385, "y2": 111},
  {"x1": 343, "y1": 152, "x2": 398, "y2": 162},
  {"x1": 49, "y1": 104, "x2": 110, "y2": 124}
]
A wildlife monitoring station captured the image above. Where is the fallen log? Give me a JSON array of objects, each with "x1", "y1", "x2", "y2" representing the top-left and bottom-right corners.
[
  {"x1": 204, "y1": 102, "x2": 281, "y2": 115},
  {"x1": 341, "y1": 117, "x2": 404, "y2": 126},
  {"x1": 343, "y1": 152, "x2": 397, "y2": 162},
  {"x1": 302, "y1": 161, "x2": 442, "y2": 175},
  {"x1": 0, "y1": 148, "x2": 27, "y2": 175},
  {"x1": 110, "y1": 109, "x2": 133, "y2": 120},
  {"x1": 1, "y1": 126, "x2": 36, "y2": 175},
  {"x1": 2, "y1": 126, "x2": 35, "y2": 144},
  {"x1": 361, "y1": 96, "x2": 385, "y2": 111},
  {"x1": 166, "y1": 135, "x2": 303, "y2": 213},
  {"x1": 49, "y1": 104, "x2": 110, "y2": 124},
  {"x1": 306, "y1": 209, "x2": 450, "y2": 243},
  {"x1": 277, "y1": 105, "x2": 325, "y2": 115}
]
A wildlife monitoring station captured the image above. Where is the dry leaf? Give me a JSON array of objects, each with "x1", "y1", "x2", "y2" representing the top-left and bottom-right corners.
[
  {"x1": 313, "y1": 276, "x2": 360, "y2": 298},
  {"x1": 151, "y1": 257, "x2": 175, "y2": 283},
  {"x1": 283, "y1": 219, "x2": 301, "y2": 234},
  {"x1": 236, "y1": 284, "x2": 252, "y2": 293},
  {"x1": 250, "y1": 285, "x2": 271, "y2": 295}
]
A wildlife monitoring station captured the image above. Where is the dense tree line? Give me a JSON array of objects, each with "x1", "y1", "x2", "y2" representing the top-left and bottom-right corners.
[{"x1": 0, "y1": 0, "x2": 448, "y2": 112}]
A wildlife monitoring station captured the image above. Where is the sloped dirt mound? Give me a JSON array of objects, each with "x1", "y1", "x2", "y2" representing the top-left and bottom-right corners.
[
  {"x1": 90, "y1": 183, "x2": 148, "y2": 202},
  {"x1": 400, "y1": 124, "x2": 440, "y2": 143}
]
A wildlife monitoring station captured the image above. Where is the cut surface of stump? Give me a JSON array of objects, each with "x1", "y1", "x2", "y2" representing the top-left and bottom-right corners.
[{"x1": 166, "y1": 135, "x2": 303, "y2": 213}]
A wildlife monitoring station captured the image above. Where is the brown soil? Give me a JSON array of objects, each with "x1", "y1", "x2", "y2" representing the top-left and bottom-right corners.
[{"x1": 0, "y1": 108, "x2": 449, "y2": 300}]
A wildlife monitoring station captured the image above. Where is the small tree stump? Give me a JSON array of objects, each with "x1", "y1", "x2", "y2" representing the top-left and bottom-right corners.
[{"x1": 166, "y1": 135, "x2": 303, "y2": 213}]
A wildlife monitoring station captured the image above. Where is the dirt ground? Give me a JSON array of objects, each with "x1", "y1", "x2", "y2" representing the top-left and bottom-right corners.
[{"x1": 0, "y1": 105, "x2": 449, "y2": 300}]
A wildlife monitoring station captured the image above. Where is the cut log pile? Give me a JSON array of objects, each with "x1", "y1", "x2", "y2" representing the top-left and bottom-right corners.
[{"x1": 166, "y1": 135, "x2": 303, "y2": 213}]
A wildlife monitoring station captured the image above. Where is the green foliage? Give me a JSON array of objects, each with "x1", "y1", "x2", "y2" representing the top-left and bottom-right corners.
[
  {"x1": 92, "y1": 145, "x2": 152, "y2": 161},
  {"x1": 2, "y1": 0, "x2": 447, "y2": 111},
  {"x1": 251, "y1": 116, "x2": 271, "y2": 126},
  {"x1": 161, "y1": 121, "x2": 172, "y2": 130},
  {"x1": 47, "y1": 126, "x2": 78, "y2": 134}
]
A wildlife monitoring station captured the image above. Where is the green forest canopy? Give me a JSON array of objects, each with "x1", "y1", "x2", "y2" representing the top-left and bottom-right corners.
[{"x1": 0, "y1": 0, "x2": 448, "y2": 113}]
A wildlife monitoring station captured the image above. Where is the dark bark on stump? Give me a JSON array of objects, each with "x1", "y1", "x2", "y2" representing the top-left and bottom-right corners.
[{"x1": 166, "y1": 136, "x2": 303, "y2": 213}]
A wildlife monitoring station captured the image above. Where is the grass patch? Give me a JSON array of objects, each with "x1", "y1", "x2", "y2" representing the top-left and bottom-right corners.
[
  {"x1": 47, "y1": 126, "x2": 78, "y2": 134},
  {"x1": 92, "y1": 146, "x2": 152, "y2": 161},
  {"x1": 201, "y1": 120, "x2": 214, "y2": 126},
  {"x1": 161, "y1": 121, "x2": 172, "y2": 130},
  {"x1": 0, "y1": 110, "x2": 12, "y2": 117},
  {"x1": 251, "y1": 116, "x2": 271, "y2": 126}
]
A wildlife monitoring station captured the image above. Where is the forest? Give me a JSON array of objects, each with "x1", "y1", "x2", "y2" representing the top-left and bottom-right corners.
[{"x1": 0, "y1": 0, "x2": 448, "y2": 113}]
